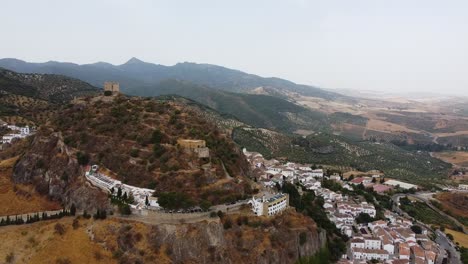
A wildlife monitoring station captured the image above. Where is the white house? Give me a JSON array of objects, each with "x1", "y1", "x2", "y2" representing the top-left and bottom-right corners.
[
  {"x1": 350, "y1": 238, "x2": 365, "y2": 249},
  {"x1": 311, "y1": 169, "x2": 324, "y2": 177},
  {"x1": 351, "y1": 248, "x2": 389, "y2": 261},
  {"x1": 364, "y1": 238, "x2": 382, "y2": 250},
  {"x1": 281, "y1": 169, "x2": 294, "y2": 178}
]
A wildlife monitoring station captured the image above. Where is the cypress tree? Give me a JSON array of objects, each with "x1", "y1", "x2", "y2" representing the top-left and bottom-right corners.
[
  {"x1": 70, "y1": 203, "x2": 76, "y2": 216},
  {"x1": 117, "y1": 187, "x2": 122, "y2": 198}
]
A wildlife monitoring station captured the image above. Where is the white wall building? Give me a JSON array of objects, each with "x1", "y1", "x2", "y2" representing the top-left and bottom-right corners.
[
  {"x1": 365, "y1": 238, "x2": 382, "y2": 250},
  {"x1": 249, "y1": 193, "x2": 289, "y2": 216}
]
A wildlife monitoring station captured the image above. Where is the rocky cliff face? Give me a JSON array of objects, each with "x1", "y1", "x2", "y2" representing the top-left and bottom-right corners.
[
  {"x1": 12, "y1": 129, "x2": 109, "y2": 210},
  {"x1": 141, "y1": 211, "x2": 326, "y2": 264}
]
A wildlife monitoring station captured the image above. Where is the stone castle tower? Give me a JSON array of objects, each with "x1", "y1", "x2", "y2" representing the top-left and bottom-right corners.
[{"x1": 104, "y1": 82, "x2": 120, "y2": 94}]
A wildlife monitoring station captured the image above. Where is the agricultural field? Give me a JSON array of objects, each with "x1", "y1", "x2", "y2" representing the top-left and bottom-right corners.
[
  {"x1": 433, "y1": 152, "x2": 468, "y2": 167},
  {"x1": 445, "y1": 229, "x2": 468, "y2": 248},
  {"x1": 400, "y1": 198, "x2": 456, "y2": 229}
]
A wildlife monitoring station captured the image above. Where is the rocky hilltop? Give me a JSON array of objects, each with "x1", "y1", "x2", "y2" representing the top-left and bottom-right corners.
[{"x1": 12, "y1": 128, "x2": 109, "y2": 211}]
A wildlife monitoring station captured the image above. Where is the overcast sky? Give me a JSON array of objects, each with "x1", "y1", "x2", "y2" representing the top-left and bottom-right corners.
[{"x1": 1, "y1": 0, "x2": 467, "y2": 95}]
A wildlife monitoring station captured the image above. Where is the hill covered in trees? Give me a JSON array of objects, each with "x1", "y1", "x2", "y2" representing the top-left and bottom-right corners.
[
  {"x1": 233, "y1": 127, "x2": 452, "y2": 186},
  {"x1": 0, "y1": 68, "x2": 99, "y2": 125},
  {"x1": 48, "y1": 94, "x2": 252, "y2": 206}
]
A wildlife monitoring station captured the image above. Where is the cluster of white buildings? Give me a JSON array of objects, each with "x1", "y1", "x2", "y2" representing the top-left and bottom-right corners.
[
  {"x1": 318, "y1": 177, "x2": 439, "y2": 263},
  {"x1": 243, "y1": 148, "x2": 441, "y2": 263},
  {"x1": 85, "y1": 165, "x2": 159, "y2": 209},
  {"x1": 343, "y1": 212, "x2": 438, "y2": 264},
  {"x1": 1, "y1": 124, "x2": 32, "y2": 144},
  {"x1": 318, "y1": 186, "x2": 376, "y2": 237},
  {"x1": 243, "y1": 148, "x2": 324, "y2": 190}
]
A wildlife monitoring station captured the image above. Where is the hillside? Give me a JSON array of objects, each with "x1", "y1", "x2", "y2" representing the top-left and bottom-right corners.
[
  {"x1": 0, "y1": 68, "x2": 98, "y2": 103},
  {"x1": 45, "y1": 94, "x2": 252, "y2": 206},
  {"x1": 0, "y1": 68, "x2": 99, "y2": 125},
  {"x1": 233, "y1": 127, "x2": 452, "y2": 186},
  {"x1": 0, "y1": 209, "x2": 324, "y2": 264},
  {"x1": 131, "y1": 80, "x2": 330, "y2": 133},
  {"x1": 4, "y1": 57, "x2": 468, "y2": 151}
]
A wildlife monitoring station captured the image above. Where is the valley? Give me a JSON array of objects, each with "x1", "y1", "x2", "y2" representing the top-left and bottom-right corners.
[{"x1": 0, "y1": 63, "x2": 467, "y2": 264}]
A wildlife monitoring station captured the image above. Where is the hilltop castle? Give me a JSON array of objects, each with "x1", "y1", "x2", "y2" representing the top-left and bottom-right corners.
[{"x1": 104, "y1": 81, "x2": 120, "y2": 94}]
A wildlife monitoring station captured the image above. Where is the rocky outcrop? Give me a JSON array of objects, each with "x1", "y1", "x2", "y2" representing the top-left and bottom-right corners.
[
  {"x1": 12, "y1": 129, "x2": 109, "y2": 210},
  {"x1": 143, "y1": 211, "x2": 327, "y2": 264}
]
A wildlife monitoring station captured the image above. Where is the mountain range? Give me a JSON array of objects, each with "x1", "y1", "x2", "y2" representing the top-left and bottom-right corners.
[{"x1": 0, "y1": 57, "x2": 344, "y2": 101}]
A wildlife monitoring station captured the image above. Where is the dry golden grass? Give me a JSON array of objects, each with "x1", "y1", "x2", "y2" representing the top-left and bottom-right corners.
[
  {"x1": 435, "y1": 131, "x2": 468, "y2": 137},
  {"x1": 0, "y1": 157, "x2": 60, "y2": 216},
  {"x1": 92, "y1": 218, "x2": 172, "y2": 263},
  {"x1": 446, "y1": 229, "x2": 468, "y2": 247},
  {"x1": 0, "y1": 217, "x2": 116, "y2": 264},
  {"x1": 432, "y1": 151, "x2": 468, "y2": 167},
  {"x1": 436, "y1": 192, "x2": 468, "y2": 218}
]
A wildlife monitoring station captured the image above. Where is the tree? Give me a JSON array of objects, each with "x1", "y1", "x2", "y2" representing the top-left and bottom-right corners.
[
  {"x1": 200, "y1": 200, "x2": 212, "y2": 211},
  {"x1": 223, "y1": 218, "x2": 232, "y2": 229},
  {"x1": 117, "y1": 187, "x2": 122, "y2": 198},
  {"x1": 151, "y1": 129, "x2": 163, "y2": 144},
  {"x1": 158, "y1": 192, "x2": 195, "y2": 210},
  {"x1": 54, "y1": 223, "x2": 66, "y2": 236},
  {"x1": 122, "y1": 192, "x2": 128, "y2": 202},
  {"x1": 282, "y1": 182, "x2": 301, "y2": 209},
  {"x1": 411, "y1": 225, "x2": 423, "y2": 234},
  {"x1": 76, "y1": 151, "x2": 90, "y2": 166},
  {"x1": 68, "y1": 204, "x2": 76, "y2": 216},
  {"x1": 145, "y1": 196, "x2": 149, "y2": 206},
  {"x1": 127, "y1": 192, "x2": 135, "y2": 204},
  {"x1": 119, "y1": 204, "x2": 131, "y2": 215},
  {"x1": 153, "y1": 144, "x2": 166, "y2": 158},
  {"x1": 356, "y1": 213, "x2": 374, "y2": 224},
  {"x1": 72, "y1": 218, "x2": 80, "y2": 229},
  {"x1": 446, "y1": 233, "x2": 454, "y2": 241}
]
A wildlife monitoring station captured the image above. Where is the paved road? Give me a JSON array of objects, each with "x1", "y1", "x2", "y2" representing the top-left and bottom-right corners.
[
  {"x1": 436, "y1": 230, "x2": 461, "y2": 264},
  {"x1": 410, "y1": 193, "x2": 466, "y2": 234}
]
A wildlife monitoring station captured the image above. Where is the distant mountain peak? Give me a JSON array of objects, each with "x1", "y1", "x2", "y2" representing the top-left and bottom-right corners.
[{"x1": 124, "y1": 57, "x2": 145, "y2": 65}]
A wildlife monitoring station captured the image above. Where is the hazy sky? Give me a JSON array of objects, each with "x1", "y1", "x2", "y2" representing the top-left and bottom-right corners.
[{"x1": 1, "y1": 0, "x2": 467, "y2": 95}]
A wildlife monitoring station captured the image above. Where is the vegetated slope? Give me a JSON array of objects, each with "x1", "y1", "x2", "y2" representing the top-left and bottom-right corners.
[
  {"x1": 51, "y1": 95, "x2": 252, "y2": 205},
  {"x1": 0, "y1": 68, "x2": 99, "y2": 125},
  {"x1": 0, "y1": 68, "x2": 98, "y2": 103},
  {"x1": 0, "y1": 209, "x2": 325, "y2": 264},
  {"x1": 130, "y1": 79, "x2": 330, "y2": 133},
  {"x1": 233, "y1": 127, "x2": 452, "y2": 186},
  {"x1": 0, "y1": 57, "x2": 344, "y2": 100}
]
